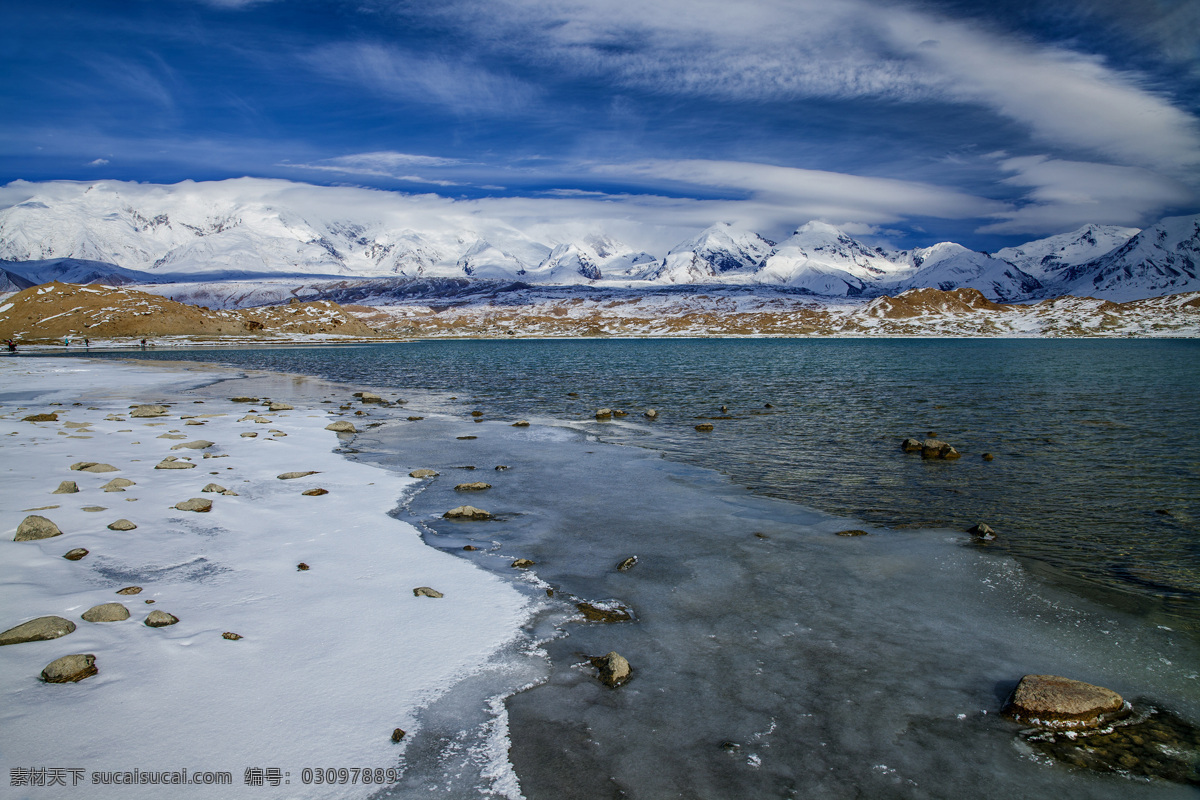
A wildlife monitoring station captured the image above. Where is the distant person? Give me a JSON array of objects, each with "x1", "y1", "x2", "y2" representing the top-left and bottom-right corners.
[
  {"x1": 84, "y1": 337, "x2": 90, "y2": 348},
  {"x1": 5, "y1": 339, "x2": 15, "y2": 353},
  {"x1": 140, "y1": 338, "x2": 147, "y2": 349},
  {"x1": 63, "y1": 336, "x2": 70, "y2": 347}
]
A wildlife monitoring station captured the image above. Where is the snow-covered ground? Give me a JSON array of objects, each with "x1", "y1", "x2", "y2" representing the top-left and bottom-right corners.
[{"x1": 0, "y1": 358, "x2": 535, "y2": 799}]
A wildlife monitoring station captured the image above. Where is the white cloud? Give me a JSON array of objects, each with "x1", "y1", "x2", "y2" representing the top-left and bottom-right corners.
[
  {"x1": 595, "y1": 159, "x2": 1007, "y2": 226},
  {"x1": 302, "y1": 42, "x2": 536, "y2": 115},
  {"x1": 979, "y1": 155, "x2": 1196, "y2": 234},
  {"x1": 441, "y1": 0, "x2": 1200, "y2": 175},
  {"x1": 87, "y1": 158, "x2": 110, "y2": 166},
  {"x1": 285, "y1": 151, "x2": 463, "y2": 185}
]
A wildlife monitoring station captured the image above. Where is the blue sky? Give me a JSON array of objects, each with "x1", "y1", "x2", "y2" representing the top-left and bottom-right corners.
[{"x1": 2, "y1": 0, "x2": 1198, "y2": 251}]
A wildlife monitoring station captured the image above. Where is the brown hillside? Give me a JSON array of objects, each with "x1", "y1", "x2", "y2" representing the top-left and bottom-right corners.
[{"x1": 0, "y1": 282, "x2": 378, "y2": 341}]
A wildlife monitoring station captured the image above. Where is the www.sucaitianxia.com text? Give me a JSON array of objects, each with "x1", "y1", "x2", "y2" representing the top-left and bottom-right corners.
[{"x1": 11, "y1": 766, "x2": 403, "y2": 787}]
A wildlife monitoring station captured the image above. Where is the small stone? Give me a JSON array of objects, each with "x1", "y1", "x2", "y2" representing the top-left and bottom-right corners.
[
  {"x1": 443, "y1": 505, "x2": 492, "y2": 520},
  {"x1": 590, "y1": 651, "x2": 632, "y2": 688},
  {"x1": 268, "y1": 401, "x2": 293, "y2": 411},
  {"x1": 576, "y1": 602, "x2": 633, "y2": 623},
  {"x1": 407, "y1": 416, "x2": 424, "y2": 421},
  {"x1": 512, "y1": 420, "x2": 530, "y2": 427},
  {"x1": 158, "y1": 433, "x2": 187, "y2": 440},
  {"x1": 455, "y1": 482, "x2": 492, "y2": 491},
  {"x1": 920, "y1": 439, "x2": 961, "y2": 459},
  {"x1": 115, "y1": 586, "x2": 142, "y2": 595},
  {"x1": 240, "y1": 431, "x2": 257, "y2": 438},
  {"x1": 230, "y1": 396, "x2": 259, "y2": 403},
  {"x1": 470, "y1": 410, "x2": 484, "y2": 417},
  {"x1": 202, "y1": 483, "x2": 227, "y2": 493},
  {"x1": 644, "y1": 409, "x2": 658, "y2": 419},
  {"x1": 222, "y1": 490, "x2": 238, "y2": 496},
  {"x1": 613, "y1": 410, "x2": 627, "y2": 417},
  {"x1": 15, "y1": 514, "x2": 63, "y2": 541},
  {"x1": 170, "y1": 440, "x2": 214, "y2": 450},
  {"x1": 222, "y1": 631, "x2": 243, "y2": 640},
  {"x1": 144, "y1": 610, "x2": 179, "y2": 627},
  {"x1": 457, "y1": 435, "x2": 477, "y2": 440},
  {"x1": 107, "y1": 519, "x2": 137, "y2": 531},
  {"x1": 410, "y1": 469, "x2": 439, "y2": 478},
  {"x1": 359, "y1": 391, "x2": 383, "y2": 404},
  {"x1": 41, "y1": 653, "x2": 97, "y2": 683},
  {"x1": 835, "y1": 529, "x2": 869, "y2": 537},
  {"x1": 968, "y1": 523, "x2": 996, "y2": 540},
  {"x1": 52, "y1": 480, "x2": 79, "y2": 494},
  {"x1": 325, "y1": 421, "x2": 357, "y2": 433},
  {"x1": 511, "y1": 558, "x2": 535, "y2": 569},
  {"x1": 463, "y1": 545, "x2": 479, "y2": 551},
  {"x1": 695, "y1": 423, "x2": 714, "y2": 431},
  {"x1": 302, "y1": 488, "x2": 329, "y2": 496},
  {"x1": 82, "y1": 602, "x2": 130, "y2": 622},
  {"x1": 982, "y1": 453, "x2": 994, "y2": 461},
  {"x1": 101, "y1": 478, "x2": 135, "y2": 492},
  {"x1": 174, "y1": 498, "x2": 212, "y2": 512},
  {"x1": 278, "y1": 471, "x2": 319, "y2": 480},
  {"x1": 1001, "y1": 674, "x2": 1127, "y2": 730},
  {"x1": 391, "y1": 728, "x2": 406, "y2": 743},
  {"x1": 130, "y1": 404, "x2": 169, "y2": 417},
  {"x1": 900, "y1": 438, "x2": 923, "y2": 452},
  {"x1": 297, "y1": 562, "x2": 310, "y2": 571},
  {"x1": 0, "y1": 616, "x2": 76, "y2": 646},
  {"x1": 23, "y1": 412, "x2": 58, "y2": 422},
  {"x1": 616, "y1": 556, "x2": 638, "y2": 571},
  {"x1": 71, "y1": 461, "x2": 119, "y2": 473},
  {"x1": 145, "y1": 599, "x2": 155, "y2": 604},
  {"x1": 63, "y1": 548, "x2": 89, "y2": 561},
  {"x1": 595, "y1": 408, "x2": 613, "y2": 420},
  {"x1": 155, "y1": 457, "x2": 196, "y2": 469},
  {"x1": 82, "y1": 506, "x2": 106, "y2": 512},
  {"x1": 413, "y1": 586, "x2": 444, "y2": 598}
]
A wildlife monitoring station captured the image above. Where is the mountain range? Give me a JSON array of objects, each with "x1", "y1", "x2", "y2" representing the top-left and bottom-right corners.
[{"x1": 0, "y1": 179, "x2": 1196, "y2": 303}]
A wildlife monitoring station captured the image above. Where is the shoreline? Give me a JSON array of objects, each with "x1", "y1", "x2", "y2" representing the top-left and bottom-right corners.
[{"x1": 0, "y1": 357, "x2": 536, "y2": 799}]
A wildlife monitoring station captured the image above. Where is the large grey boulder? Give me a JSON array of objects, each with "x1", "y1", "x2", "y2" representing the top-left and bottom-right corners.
[
  {"x1": 155, "y1": 457, "x2": 196, "y2": 470},
  {"x1": 71, "y1": 462, "x2": 119, "y2": 473},
  {"x1": 325, "y1": 421, "x2": 357, "y2": 433},
  {"x1": 41, "y1": 653, "x2": 97, "y2": 683},
  {"x1": 174, "y1": 498, "x2": 212, "y2": 512},
  {"x1": 52, "y1": 481, "x2": 79, "y2": 494},
  {"x1": 170, "y1": 440, "x2": 214, "y2": 450},
  {"x1": 443, "y1": 505, "x2": 493, "y2": 520},
  {"x1": 0, "y1": 616, "x2": 76, "y2": 646},
  {"x1": 14, "y1": 515, "x2": 63, "y2": 541},
  {"x1": 590, "y1": 651, "x2": 633, "y2": 688},
  {"x1": 1001, "y1": 674, "x2": 1127, "y2": 730},
  {"x1": 144, "y1": 610, "x2": 179, "y2": 627},
  {"x1": 81, "y1": 603, "x2": 130, "y2": 623}
]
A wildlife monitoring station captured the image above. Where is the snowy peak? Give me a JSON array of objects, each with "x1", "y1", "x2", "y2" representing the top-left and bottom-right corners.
[
  {"x1": 636, "y1": 223, "x2": 776, "y2": 283},
  {"x1": 894, "y1": 243, "x2": 1042, "y2": 302},
  {"x1": 996, "y1": 224, "x2": 1140, "y2": 279},
  {"x1": 754, "y1": 222, "x2": 902, "y2": 295},
  {"x1": 1063, "y1": 214, "x2": 1200, "y2": 301}
]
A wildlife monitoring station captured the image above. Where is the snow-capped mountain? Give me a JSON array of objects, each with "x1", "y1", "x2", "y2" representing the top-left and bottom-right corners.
[
  {"x1": 887, "y1": 242, "x2": 1042, "y2": 301},
  {"x1": 995, "y1": 224, "x2": 1139, "y2": 281},
  {"x1": 0, "y1": 178, "x2": 1197, "y2": 303},
  {"x1": 755, "y1": 221, "x2": 905, "y2": 295},
  {"x1": 1060, "y1": 215, "x2": 1200, "y2": 302},
  {"x1": 0, "y1": 257, "x2": 155, "y2": 287},
  {"x1": 635, "y1": 222, "x2": 775, "y2": 283}
]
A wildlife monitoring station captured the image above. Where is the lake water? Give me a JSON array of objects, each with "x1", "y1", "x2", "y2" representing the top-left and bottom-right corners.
[{"x1": 73, "y1": 339, "x2": 1200, "y2": 797}]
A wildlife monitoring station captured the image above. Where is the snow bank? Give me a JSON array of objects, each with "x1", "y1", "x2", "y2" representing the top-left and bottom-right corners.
[{"x1": 0, "y1": 357, "x2": 532, "y2": 798}]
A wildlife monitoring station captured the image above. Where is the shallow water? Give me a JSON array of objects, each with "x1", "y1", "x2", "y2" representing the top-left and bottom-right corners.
[
  {"x1": 73, "y1": 338, "x2": 1200, "y2": 629},
  {"x1": 62, "y1": 339, "x2": 1200, "y2": 796}
]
